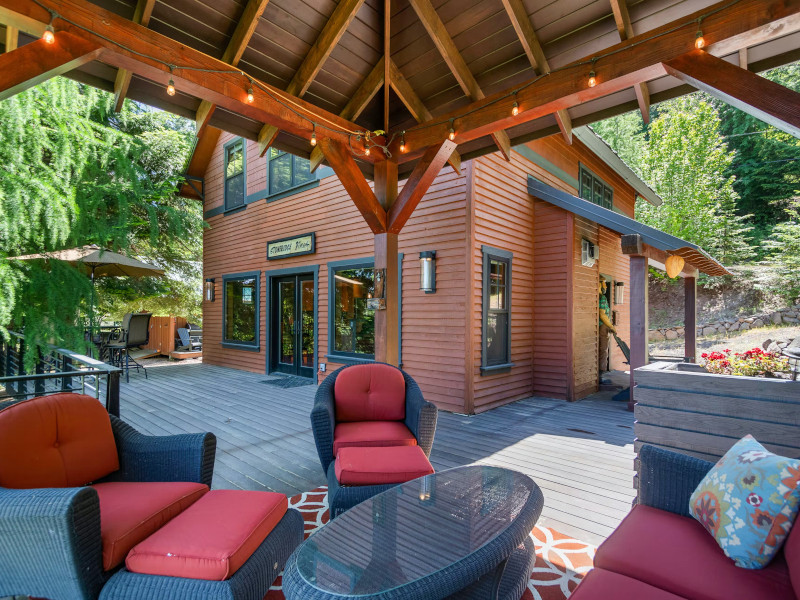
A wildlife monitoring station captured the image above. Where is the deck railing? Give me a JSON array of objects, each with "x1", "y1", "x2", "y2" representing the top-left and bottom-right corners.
[{"x1": 0, "y1": 331, "x2": 121, "y2": 416}]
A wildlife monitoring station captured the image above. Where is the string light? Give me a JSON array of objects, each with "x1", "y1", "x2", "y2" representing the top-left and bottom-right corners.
[
  {"x1": 166, "y1": 78, "x2": 176, "y2": 96},
  {"x1": 400, "y1": 131, "x2": 406, "y2": 153},
  {"x1": 695, "y1": 30, "x2": 705, "y2": 49},
  {"x1": 42, "y1": 12, "x2": 55, "y2": 44},
  {"x1": 448, "y1": 119, "x2": 455, "y2": 141},
  {"x1": 365, "y1": 147, "x2": 370, "y2": 156},
  {"x1": 512, "y1": 101, "x2": 519, "y2": 116},
  {"x1": 587, "y1": 58, "x2": 597, "y2": 87},
  {"x1": 246, "y1": 87, "x2": 254, "y2": 103},
  {"x1": 310, "y1": 124, "x2": 316, "y2": 146}
]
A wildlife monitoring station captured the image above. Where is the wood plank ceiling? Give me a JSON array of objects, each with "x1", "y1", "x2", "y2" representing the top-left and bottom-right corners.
[{"x1": 3, "y1": 0, "x2": 800, "y2": 183}]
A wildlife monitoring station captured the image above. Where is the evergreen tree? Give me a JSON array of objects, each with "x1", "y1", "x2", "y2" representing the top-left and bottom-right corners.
[
  {"x1": 764, "y1": 201, "x2": 800, "y2": 303},
  {"x1": 0, "y1": 78, "x2": 200, "y2": 359}
]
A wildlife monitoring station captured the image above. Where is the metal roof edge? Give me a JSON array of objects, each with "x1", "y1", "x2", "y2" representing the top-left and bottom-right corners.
[{"x1": 573, "y1": 126, "x2": 663, "y2": 207}]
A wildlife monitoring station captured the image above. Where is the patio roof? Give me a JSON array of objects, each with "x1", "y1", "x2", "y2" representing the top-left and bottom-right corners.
[{"x1": 527, "y1": 175, "x2": 731, "y2": 277}]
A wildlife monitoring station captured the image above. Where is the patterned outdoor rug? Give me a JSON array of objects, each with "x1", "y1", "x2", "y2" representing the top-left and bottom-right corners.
[
  {"x1": 266, "y1": 487, "x2": 595, "y2": 600},
  {"x1": 260, "y1": 375, "x2": 315, "y2": 388}
]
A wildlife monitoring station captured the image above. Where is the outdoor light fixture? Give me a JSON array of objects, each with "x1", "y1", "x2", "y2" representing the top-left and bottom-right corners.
[
  {"x1": 166, "y1": 79, "x2": 176, "y2": 96},
  {"x1": 204, "y1": 278, "x2": 215, "y2": 302},
  {"x1": 587, "y1": 70, "x2": 597, "y2": 88},
  {"x1": 42, "y1": 24, "x2": 55, "y2": 44},
  {"x1": 665, "y1": 255, "x2": 685, "y2": 278},
  {"x1": 420, "y1": 251, "x2": 436, "y2": 293},
  {"x1": 614, "y1": 281, "x2": 625, "y2": 305},
  {"x1": 695, "y1": 29, "x2": 706, "y2": 49},
  {"x1": 400, "y1": 131, "x2": 406, "y2": 153},
  {"x1": 246, "y1": 87, "x2": 254, "y2": 103}
]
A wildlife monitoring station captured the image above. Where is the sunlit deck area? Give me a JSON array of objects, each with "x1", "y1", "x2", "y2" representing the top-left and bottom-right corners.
[{"x1": 120, "y1": 362, "x2": 635, "y2": 546}]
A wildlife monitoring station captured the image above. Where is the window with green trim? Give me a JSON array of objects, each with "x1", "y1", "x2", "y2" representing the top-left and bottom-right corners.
[
  {"x1": 331, "y1": 265, "x2": 375, "y2": 358},
  {"x1": 482, "y1": 246, "x2": 513, "y2": 372},
  {"x1": 223, "y1": 273, "x2": 259, "y2": 348},
  {"x1": 268, "y1": 148, "x2": 315, "y2": 196},
  {"x1": 579, "y1": 165, "x2": 613, "y2": 210},
  {"x1": 224, "y1": 139, "x2": 245, "y2": 210}
]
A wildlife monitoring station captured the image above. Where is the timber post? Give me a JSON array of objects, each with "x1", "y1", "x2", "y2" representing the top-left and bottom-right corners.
[
  {"x1": 374, "y1": 159, "x2": 400, "y2": 366},
  {"x1": 684, "y1": 276, "x2": 697, "y2": 363}
]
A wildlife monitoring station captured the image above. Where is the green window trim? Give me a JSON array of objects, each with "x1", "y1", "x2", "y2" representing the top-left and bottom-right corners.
[
  {"x1": 223, "y1": 138, "x2": 246, "y2": 212},
  {"x1": 579, "y1": 164, "x2": 613, "y2": 210},
  {"x1": 481, "y1": 245, "x2": 514, "y2": 375},
  {"x1": 267, "y1": 148, "x2": 315, "y2": 198},
  {"x1": 222, "y1": 271, "x2": 260, "y2": 350}
]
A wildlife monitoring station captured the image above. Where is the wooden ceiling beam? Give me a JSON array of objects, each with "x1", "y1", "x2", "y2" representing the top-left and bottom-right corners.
[
  {"x1": 319, "y1": 137, "x2": 387, "y2": 233},
  {"x1": 0, "y1": 32, "x2": 101, "y2": 100},
  {"x1": 257, "y1": 0, "x2": 366, "y2": 155},
  {"x1": 113, "y1": 0, "x2": 155, "y2": 112},
  {"x1": 500, "y1": 0, "x2": 573, "y2": 144},
  {"x1": 610, "y1": 0, "x2": 651, "y2": 123},
  {"x1": 408, "y1": 0, "x2": 511, "y2": 160},
  {"x1": 309, "y1": 54, "x2": 385, "y2": 172},
  {"x1": 0, "y1": 0, "x2": 379, "y2": 160},
  {"x1": 389, "y1": 59, "x2": 461, "y2": 173},
  {"x1": 387, "y1": 139, "x2": 457, "y2": 233},
  {"x1": 195, "y1": 0, "x2": 271, "y2": 137},
  {"x1": 396, "y1": 0, "x2": 800, "y2": 160},
  {"x1": 664, "y1": 49, "x2": 800, "y2": 138},
  {"x1": 4, "y1": 24, "x2": 17, "y2": 51}
]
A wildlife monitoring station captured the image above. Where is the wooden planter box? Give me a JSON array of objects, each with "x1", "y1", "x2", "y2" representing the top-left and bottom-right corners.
[{"x1": 634, "y1": 362, "x2": 800, "y2": 462}]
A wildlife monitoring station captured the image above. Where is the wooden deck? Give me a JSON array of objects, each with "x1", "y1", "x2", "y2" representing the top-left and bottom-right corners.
[{"x1": 121, "y1": 362, "x2": 635, "y2": 545}]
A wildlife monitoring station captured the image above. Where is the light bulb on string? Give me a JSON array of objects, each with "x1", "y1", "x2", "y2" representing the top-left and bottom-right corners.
[
  {"x1": 166, "y1": 78, "x2": 176, "y2": 96},
  {"x1": 588, "y1": 70, "x2": 597, "y2": 88},
  {"x1": 42, "y1": 23, "x2": 55, "y2": 44},
  {"x1": 512, "y1": 101, "x2": 519, "y2": 117},
  {"x1": 310, "y1": 124, "x2": 317, "y2": 147},
  {"x1": 400, "y1": 131, "x2": 406, "y2": 153},
  {"x1": 246, "y1": 87, "x2": 254, "y2": 103},
  {"x1": 695, "y1": 30, "x2": 705, "y2": 49},
  {"x1": 448, "y1": 120, "x2": 455, "y2": 141}
]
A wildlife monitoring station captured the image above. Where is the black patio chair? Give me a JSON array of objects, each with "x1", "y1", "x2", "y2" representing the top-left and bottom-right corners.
[{"x1": 105, "y1": 312, "x2": 152, "y2": 382}]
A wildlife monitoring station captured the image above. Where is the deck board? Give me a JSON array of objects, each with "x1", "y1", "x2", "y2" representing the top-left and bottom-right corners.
[{"x1": 120, "y1": 363, "x2": 635, "y2": 545}]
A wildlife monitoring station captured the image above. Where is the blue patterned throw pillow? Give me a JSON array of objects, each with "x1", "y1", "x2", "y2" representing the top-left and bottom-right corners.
[{"x1": 689, "y1": 435, "x2": 800, "y2": 569}]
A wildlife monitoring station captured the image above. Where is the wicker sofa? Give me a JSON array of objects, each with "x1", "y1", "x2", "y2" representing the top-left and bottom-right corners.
[
  {"x1": 571, "y1": 445, "x2": 800, "y2": 600},
  {"x1": 0, "y1": 393, "x2": 216, "y2": 600},
  {"x1": 311, "y1": 363, "x2": 438, "y2": 518}
]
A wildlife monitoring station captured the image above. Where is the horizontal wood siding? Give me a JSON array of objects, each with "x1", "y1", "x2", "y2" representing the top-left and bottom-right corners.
[
  {"x1": 573, "y1": 216, "x2": 599, "y2": 400},
  {"x1": 469, "y1": 152, "x2": 535, "y2": 413},
  {"x1": 203, "y1": 132, "x2": 468, "y2": 411}
]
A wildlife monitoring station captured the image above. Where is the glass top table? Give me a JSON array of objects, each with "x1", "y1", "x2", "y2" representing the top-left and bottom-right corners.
[{"x1": 282, "y1": 465, "x2": 543, "y2": 600}]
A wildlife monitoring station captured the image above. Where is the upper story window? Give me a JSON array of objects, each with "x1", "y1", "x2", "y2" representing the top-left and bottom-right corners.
[
  {"x1": 268, "y1": 148, "x2": 315, "y2": 196},
  {"x1": 579, "y1": 165, "x2": 613, "y2": 210},
  {"x1": 224, "y1": 139, "x2": 245, "y2": 210}
]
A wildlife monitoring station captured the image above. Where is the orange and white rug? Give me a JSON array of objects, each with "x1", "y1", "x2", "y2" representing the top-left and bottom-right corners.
[{"x1": 266, "y1": 487, "x2": 594, "y2": 600}]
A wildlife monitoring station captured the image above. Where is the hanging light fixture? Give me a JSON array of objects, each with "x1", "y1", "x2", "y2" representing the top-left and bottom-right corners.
[
  {"x1": 694, "y1": 30, "x2": 706, "y2": 49},
  {"x1": 246, "y1": 87, "x2": 254, "y2": 103},
  {"x1": 448, "y1": 119, "x2": 455, "y2": 141},
  {"x1": 665, "y1": 255, "x2": 685, "y2": 278},
  {"x1": 42, "y1": 24, "x2": 55, "y2": 44},
  {"x1": 400, "y1": 131, "x2": 406, "y2": 153},
  {"x1": 419, "y1": 251, "x2": 436, "y2": 293},
  {"x1": 310, "y1": 124, "x2": 317, "y2": 147},
  {"x1": 587, "y1": 58, "x2": 598, "y2": 88}
]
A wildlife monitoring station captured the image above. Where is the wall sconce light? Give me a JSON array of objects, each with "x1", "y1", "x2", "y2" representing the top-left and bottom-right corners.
[
  {"x1": 204, "y1": 278, "x2": 215, "y2": 302},
  {"x1": 419, "y1": 251, "x2": 436, "y2": 293},
  {"x1": 614, "y1": 281, "x2": 625, "y2": 305}
]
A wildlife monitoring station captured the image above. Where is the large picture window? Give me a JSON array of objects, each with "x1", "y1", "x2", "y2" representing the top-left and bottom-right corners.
[
  {"x1": 223, "y1": 272, "x2": 260, "y2": 349},
  {"x1": 224, "y1": 138, "x2": 245, "y2": 211},
  {"x1": 329, "y1": 262, "x2": 375, "y2": 359},
  {"x1": 268, "y1": 148, "x2": 315, "y2": 196},
  {"x1": 481, "y1": 246, "x2": 513, "y2": 373},
  {"x1": 579, "y1": 165, "x2": 613, "y2": 210}
]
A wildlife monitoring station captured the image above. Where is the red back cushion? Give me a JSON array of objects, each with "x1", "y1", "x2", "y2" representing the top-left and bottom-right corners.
[
  {"x1": 334, "y1": 364, "x2": 406, "y2": 422},
  {"x1": 786, "y1": 519, "x2": 800, "y2": 595},
  {"x1": 0, "y1": 393, "x2": 119, "y2": 488}
]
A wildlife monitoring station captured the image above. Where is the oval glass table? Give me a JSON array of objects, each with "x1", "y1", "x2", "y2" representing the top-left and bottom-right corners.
[{"x1": 282, "y1": 465, "x2": 544, "y2": 600}]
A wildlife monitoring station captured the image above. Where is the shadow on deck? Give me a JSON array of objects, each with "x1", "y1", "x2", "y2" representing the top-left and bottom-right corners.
[{"x1": 120, "y1": 362, "x2": 635, "y2": 545}]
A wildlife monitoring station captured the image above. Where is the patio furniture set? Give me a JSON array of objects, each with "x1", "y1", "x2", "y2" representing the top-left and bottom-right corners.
[{"x1": 0, "y1": 362, "x2": 798, "y2": 600}]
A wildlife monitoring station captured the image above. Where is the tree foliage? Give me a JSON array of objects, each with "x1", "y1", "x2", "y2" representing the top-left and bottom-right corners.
[{"x1": 0, "y1": 78, "x2": 200, "y2": 358}]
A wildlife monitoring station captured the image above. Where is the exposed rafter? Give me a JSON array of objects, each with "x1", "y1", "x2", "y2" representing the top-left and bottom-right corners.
[
  {"x1": 389, "y1": 59, "x2": 461, "y2": 173},
  {"x1": 610, "y1": 0, "x2": 651, "y2": 123},
  {"x1": 394, "y1": 0, "x2": 800, "y2": 160},
  {"x1": 0, "y1": 32, "x2": 101, "y2": 100},
  {"x1": 664, "y1": 49, "x2": 800, "y2": 138},
  {"x1": 112, "y1": 0, "x2": 155, "y2": 112},
  {"x1": 0, "y1": 0, "x2": 380, "y2": 160},
  {"x1": 258, "y1": 0, "x2": 366, "y2": 155},
  {"x1": 4, "y1": 24, "x2": 17, "y2": 51},
  {"x1": 309, "y1": 55, "x2": 385, "y2": 172},
  {"x1": 499, "y1": 0, "x2": 573, "y2": 144},
  {"x1": 195, "y1": 0, "x2": 271, "y2": 137},
  {"x1": 408, "y1": 0, "x2": 512, "y2": 160}
]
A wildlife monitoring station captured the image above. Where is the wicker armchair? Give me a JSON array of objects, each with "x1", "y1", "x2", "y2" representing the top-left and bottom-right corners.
[
  {"x1": 311, "y1": 363, "x2": 438, "y2": 517},
  {"x1": 0, "y1": 394, "x2": 216, "y2": 600}
]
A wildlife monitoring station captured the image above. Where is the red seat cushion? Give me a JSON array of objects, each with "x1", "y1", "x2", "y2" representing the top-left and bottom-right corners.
[
  {"x1": 785, "y1": 517, "x2": 800, "y2": 595},
  {"x1": 569, "y1": 568, "x2": 688, "y2": 600},
  {"x1": 595, "y1": 505, "x2": 795, "y2": 600},
  {"x1": 333, "y1": 421, "x2": 417, "y2": 455},
  {"x1": 335, "y1": 445, "x2": 433, "y2": 486},
  {"x1": 0, "y1": 393, "x2": 119, "y2": 489},
  {"x1": 93, "y1": 481, "x2": 208, "y2": 571},
  {"x1": 334, "y1": 364, "x2": 406, "y2": 422},
  {"x1": 126, "y1": 490, "x2": 288, "y2": 581}
]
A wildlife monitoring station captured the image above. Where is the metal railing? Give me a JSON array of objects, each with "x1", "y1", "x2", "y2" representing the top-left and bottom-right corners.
[{"x1": 0, "y1": 331, "x2": 121, "y2": 416}]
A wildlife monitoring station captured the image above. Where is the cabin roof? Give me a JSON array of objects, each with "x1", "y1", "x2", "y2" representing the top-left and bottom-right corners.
[{"x1": 527, "y1": 176, "x2": 730, "y2": 276}]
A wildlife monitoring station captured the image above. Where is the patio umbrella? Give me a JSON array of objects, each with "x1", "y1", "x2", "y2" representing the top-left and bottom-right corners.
[{"x1": 9, "y1": 245, "x2": 165, "y2": 333}]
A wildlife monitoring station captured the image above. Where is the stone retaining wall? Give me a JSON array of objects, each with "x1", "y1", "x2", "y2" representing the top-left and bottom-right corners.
[{"x1": 649, "y1": 306, "x2": 800, "y2": 342}]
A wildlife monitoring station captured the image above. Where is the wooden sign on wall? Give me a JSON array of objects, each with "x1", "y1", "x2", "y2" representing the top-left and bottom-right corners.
[{"x1": 267, "y1": 233, "x2": 316, "y2": 260}]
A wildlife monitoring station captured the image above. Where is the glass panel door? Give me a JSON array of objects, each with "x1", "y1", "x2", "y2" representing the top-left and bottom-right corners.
[
  {"x1": 278, "y1": 279, "x2": 295, "y2": 368},
  {"x1": 271, "y1": 274, "x2": 315, "y2": 377},
  {"x1": 299, "y1": 277, "x2": 315, "y2": 378}
]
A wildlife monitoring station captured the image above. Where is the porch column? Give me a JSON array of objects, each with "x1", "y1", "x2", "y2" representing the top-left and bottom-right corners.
[
  {"x1": 374, "y1": 159, "x2": 399, "y2": 366},
  {"x1": 628, "y1": 254, "x2": 649, "y2": 411},
  {"x1": 685, "y1": 275, "x2": 697, "y2": 363}
]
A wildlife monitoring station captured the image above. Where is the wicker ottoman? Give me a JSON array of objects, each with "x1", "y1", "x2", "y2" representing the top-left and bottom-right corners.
[
  {"x1": 100, "y1": 490, "x2": 304, "y2": 600},
  {"x1": 327, "y1": 445, "x2": 434, "y2": 518}
]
